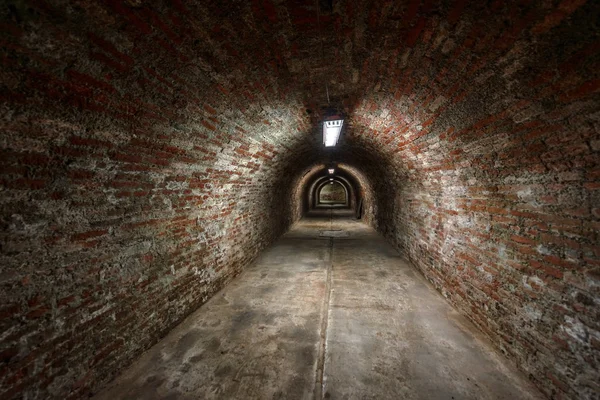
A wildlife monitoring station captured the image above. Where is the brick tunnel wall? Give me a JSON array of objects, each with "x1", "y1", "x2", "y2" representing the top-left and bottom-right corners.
[
  {"x1": 0, "y1": 2, "x2": 318, "y2": 398},
  {"x1": 339, "y1": 2, "x2": 600, "y2": 399},
  {"x1": 290, "y1": 163, "x2": 376, "y2": 224},
  {"x1": 1, "y1": 1, "x2": 599, "y2": 400},
  {"x1": 318, "y1": 182, "x2": 347, "y2": 203}
]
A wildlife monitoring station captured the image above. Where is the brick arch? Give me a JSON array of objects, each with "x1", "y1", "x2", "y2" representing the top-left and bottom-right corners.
[
  {"x1": 316, "y1": 179, "x2": 348, "y2": 206},
  {"x1": 1, "y1": 0, "x2": 598, "y2": 398}
]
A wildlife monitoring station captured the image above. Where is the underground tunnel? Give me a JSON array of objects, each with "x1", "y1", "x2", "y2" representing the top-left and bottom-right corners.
[{"x1": 0, "y1": 0, "x2": 599, "y2": 399}]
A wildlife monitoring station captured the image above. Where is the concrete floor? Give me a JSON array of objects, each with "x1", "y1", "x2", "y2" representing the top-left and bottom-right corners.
[{"x1": 94, "y1": 210, "x2": 543, "y2": 400}]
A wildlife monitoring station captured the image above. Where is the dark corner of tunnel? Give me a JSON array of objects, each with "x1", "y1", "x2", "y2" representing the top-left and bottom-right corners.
[{"x1": 0, "y1": 0, "x2": 599, "y2": 399}]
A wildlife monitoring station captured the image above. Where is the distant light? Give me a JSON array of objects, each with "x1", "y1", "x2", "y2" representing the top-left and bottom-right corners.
[
  {"x1": 323, "y1": 120, "x2": 343, "y2": 147},
  {"x1": 329, "y1": 178, "x2": 333, "y2": 181},
  {"x1": 328, "y1": 168, "x2": 334, "y2": 174},
  {"x1": 330, "y1": 182, "x2": 334, "y2": 184}
]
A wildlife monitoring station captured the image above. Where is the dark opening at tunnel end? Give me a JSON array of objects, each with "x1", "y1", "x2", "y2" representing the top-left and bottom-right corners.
[{"x1": 1, "y1": 1, "x2": 599, "y2": 399}]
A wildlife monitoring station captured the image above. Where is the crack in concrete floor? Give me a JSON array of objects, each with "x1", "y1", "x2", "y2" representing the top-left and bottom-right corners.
[{"x1": 93, "y1": 210, "x2": 543, "y2": 400}]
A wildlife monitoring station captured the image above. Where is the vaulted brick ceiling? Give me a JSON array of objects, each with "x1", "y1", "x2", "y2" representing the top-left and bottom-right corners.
[{"x1": 1, "y1": 1, "x2": 599, "y2": 399}]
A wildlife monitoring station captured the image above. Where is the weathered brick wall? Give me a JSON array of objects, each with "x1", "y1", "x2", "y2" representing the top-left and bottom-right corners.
[
  {"x1": 0, "y1": 1, "x2": 317, "y2": 398},
  {"x1": 1, "y1": 0, "x2": 599, "y2": 399},
  {"x1": 291, "y1": 163, "x2": 375, "y2": 222},
  {"x1": 341, "y1": 1, "x2": 600, "y2": 399},
  {"x1": 334, "y1": 163, "x2": 377, "y2": 224},
  {"x1": 291, "y1": 164, "x2": 328, "y2": 220},
  {"x1": 318, "y1": 181, "x2": 345, "y2": 203}
]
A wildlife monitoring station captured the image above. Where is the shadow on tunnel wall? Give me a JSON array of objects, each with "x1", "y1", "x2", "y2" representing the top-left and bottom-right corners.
[{"x1": 1, "y1": 0, "x2": 599, "y2": 399}]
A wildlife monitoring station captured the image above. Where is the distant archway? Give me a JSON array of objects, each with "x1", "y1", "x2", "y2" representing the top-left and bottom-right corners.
[{"x1": 317, "y1": 181, "x2": 347, "y2": 205}]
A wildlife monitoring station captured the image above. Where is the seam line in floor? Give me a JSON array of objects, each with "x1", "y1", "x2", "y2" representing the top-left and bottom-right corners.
[{"x1": 314, "y1": 232, "x2": 334, "y2": 399}]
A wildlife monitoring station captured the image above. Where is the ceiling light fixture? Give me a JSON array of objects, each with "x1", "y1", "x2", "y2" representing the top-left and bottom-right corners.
[
  {"x1": 328, "y1": 168, "x2": 334, "y2": 174},
  {"x1": 323, "y1": 120, "x2": 343, "y2": 147}
]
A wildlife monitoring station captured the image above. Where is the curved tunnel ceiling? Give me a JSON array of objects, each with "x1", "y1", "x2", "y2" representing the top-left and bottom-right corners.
[
  {"x1": 315, "y1": 179, "x2": 348, "y2": 204},
  {"x1": 1, "y1": 1, "x2": 599, "y2": 399},
  {"x1": 313, "y1": 177, "x2": 351, "y2": 205},
  {"x1": 5, "y1": 0, "x2": 597, "y2": 196}
]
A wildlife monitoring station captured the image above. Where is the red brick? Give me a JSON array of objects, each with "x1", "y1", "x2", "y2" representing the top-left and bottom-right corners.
[{"x1": 71, "y1": 230, "x2": 108, "y2": 241}]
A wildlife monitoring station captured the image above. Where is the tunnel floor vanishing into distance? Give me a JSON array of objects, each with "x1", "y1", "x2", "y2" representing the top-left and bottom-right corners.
[{"x1": 93, "y1": 210, "x2": 543, "y2": 400}]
